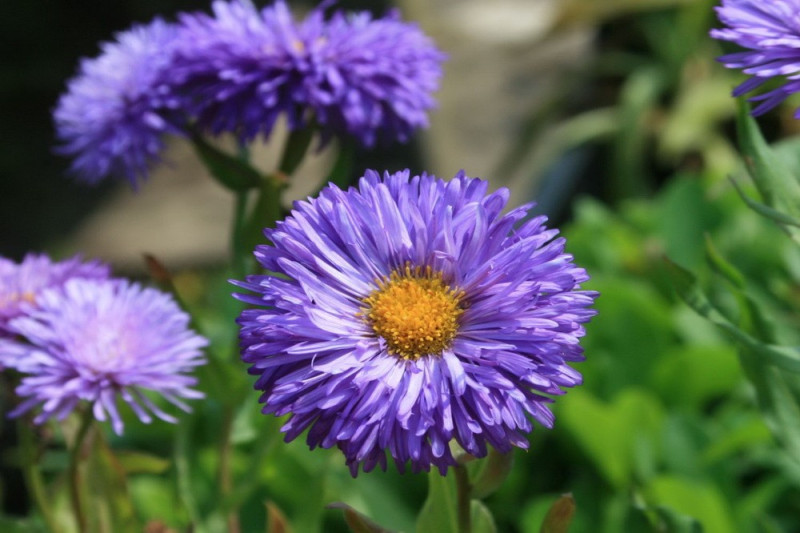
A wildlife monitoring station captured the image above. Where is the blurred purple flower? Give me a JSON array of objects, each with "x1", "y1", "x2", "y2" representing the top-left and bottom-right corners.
[
  {"x1": 0, "y1": 253, "x2": 109, "y2": 335},
  {"x1": 711, "y1": 0, "x2": 800, "y2": 116},
  {"x1": 171, "y1": 0, "x2": 445, "y2": 146},
  {"x1": 54, "y1": 19, "x2": 182, "y2": 186},
  {"x1": 3, "y1": 278, "x2": 207, "y2": 434},
  {"x1": 233, "y1": 170, "x2": 597, "y2": 475}
]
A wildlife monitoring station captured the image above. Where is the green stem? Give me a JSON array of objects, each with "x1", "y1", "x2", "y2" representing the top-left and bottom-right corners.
[
  {"x1": 19, "y1": 420, "x2": 61, "y2": 533},
  {"x1": 231, "y1": 190, "x2": 251, "y2": 280},
  {"x1": 68, "y1": 409, "x2": 95, "y2": 533},
  {"x1": 219, "y1": 406, "x2": 240, "y2": 533},
  {"x1": 454, "y1": 464, "x2": 472, "y2": 533}
]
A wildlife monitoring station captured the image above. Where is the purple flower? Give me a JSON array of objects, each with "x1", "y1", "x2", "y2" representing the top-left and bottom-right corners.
[
  {"x1": 711, "y1": 0, "x2": 800, "y2": 116},
  {"x1": 0, "y1": 253, "x2": 109, "y2": 335},
  {"x1": 233, "y1": 170, "x2": 597, "y2": 475},
  {"x1": 2, "y1": 278, "x2": 207, "y2": 434},
  {"x1": 54, "y1": 18, "x2": 182, "y2": 186},
  {"x1": 171, "y1": 0, "x2": 445, "y2": 146}
]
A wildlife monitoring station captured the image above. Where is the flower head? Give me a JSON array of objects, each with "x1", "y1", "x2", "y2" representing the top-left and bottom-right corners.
[
  {"x1": 711, "y1": 0, "x2": 800, "y2": 116},
  {"x1": 0, "y1": 253, "x2": 109, "y2": 334},
  {"x1": 54, "y1": 18, "x2": 182, "y2": 186},
  {"x1": 3, "y1": 278, "x2": 207, "y2": 434},
  {"x1": 234, "y1": 170, "x2": 597, "y2": 475},
  {"x1": 171, "y1": 0, "x2": 445, "y2": 145}
]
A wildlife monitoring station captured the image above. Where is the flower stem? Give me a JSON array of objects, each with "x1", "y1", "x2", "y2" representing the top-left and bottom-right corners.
[
  {"x1": 18, "y1": 420, "x2": 61, "y2": 533},
  {"x1": 231, "y1": 190, "x2": 250, "y2": 280},
  {"x1": 219, "y1": 406, "x2": 240, "y2": 533},
  {"x1": 68, "y1": 409, "x2": 95, "y2": 533},
  {"x1": 454, "y1": 464, "x2": 472, "y2": 533}
]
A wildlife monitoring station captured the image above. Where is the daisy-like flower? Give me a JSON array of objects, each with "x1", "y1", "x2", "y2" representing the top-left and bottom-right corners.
[
  {"x1": 171, "y1": 0, "x2": 445, "y2": 146},
  {"x1": 0, "y1": 253, "x2": 109, "y2": 335},
  {"x1": 234, "y1": 170, "x2": 597, "y2": 475},
  {"x1": 54, "y1": 18, "x2": 182, "y2": 186},
  {"x1": 3, "y1": 278, "x2": 207, "y2": 434},
  {"x1": 711, "y1": 0, "x2": 800, "y2": 116}
]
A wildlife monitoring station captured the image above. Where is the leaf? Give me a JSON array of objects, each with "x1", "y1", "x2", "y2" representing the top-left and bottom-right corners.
[
  {"x1": 470, "y1": 448, "x2": 514, "y2": 500},
  {"x1": 174, "y1": 417, "x2": 205, "y2": 533},
  {"x1": 735, "y1": 99, "x2": 800, "y2": 242},
  {"x1": 666, "y1": 260, "x2": 800, "y2": 464},
  {"x1": 559, "y1": 389, "x2": 664, "y2": 488},
  {"x1": 327, "y1": 502, "x2": 397, "y2": 533},
  {"x1": 115, "y1": 450, "x2": 170, "y2": 475},
  {"x1": 665, "y1": 259, "x2": 800, "y2": 372},
  {"x1": 416, "y1": 471, "x2": 458, "y2": 533},
  {"x1": 539, "y1": 493, "x2": 576, "y2": 533},
  {"x1": 738, "y1": 348, "x2": 800, "y2": 463},
  {"x1": 646, "y1": 476, "x2": 732, "y2": 532},
  {"x1": 470, "y1": 501, "x2": 497, "y2": 533},
  {"x1": 650, "y1": 506, "x2": 704, "y2": 533},
  {"x1": 265, "y1": 501, "x2": 292, "y2": 533},
  {"x1": 703, "y1": 234, "x2": 745, "y2": 289},
  {"x1": 85, "y1": 431, "x2": 140, "y2": 533},
  {"x1": 730, "y1": 178, "x2": 800, "y2": 230},
  {"x1": 189, "y1": 133, "x2": 262, "y2": 192},
  {"x1": 0, "y1": 515, "x2": 44, "y2": 533}
]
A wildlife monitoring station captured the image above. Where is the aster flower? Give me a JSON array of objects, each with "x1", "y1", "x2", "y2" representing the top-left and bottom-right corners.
[
  {"x1": 234, "y1": 170, "x2": 597, "y2": 475},
  {"x1": 54, "y1": 18, "x2": 182, "y2": 186},
  {"x1": 2, "y1": 278, "x2": 207, "y2": 434},
  {"x1": 171, "y1": 0, "x2": 445, "y2": 146},
  {"x1": 711, "y1": 0, "x2": 800, "y2": 116},
  {"x1": 0, "y1": 253, "x2": 109, "y2": 335}
]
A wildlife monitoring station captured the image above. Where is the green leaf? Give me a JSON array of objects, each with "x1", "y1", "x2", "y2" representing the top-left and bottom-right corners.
[
  {"x1": 628, "y1": 503, "x2": 704, "y2": 533},
  {"x1": 652, "y1": 345, "x2": 741, "y2": 409},
  {"x1": 470, "y1": 448, "x2": 513, "y2": 500},
  {"x1": 190, "y1": 133, "x2": 262, "y2": 192},
  {"x1": 703, "y1": 234, "x2": 745, "y2": 289},
  {"x1": 665, "y1": 259, "x2": 800, "y2": 372},
  {"x1": 645, "y1": 476, "x2": 732, "y2": 533},
  {"x1": 85, "y1": 431, "x2": 140, "y2": 533},
  {"x1": 735, "y1": 99, "x2": 800, "y2": 242},
  {"x1": 730, "y1": 178, "x2": 800, "y2": 230},
  {"x1": 416, "y1": 472, "x2": 458, "y2": 533},
  {"x1": 611, "y1": 65, "x2": 666, "y2": 198},
  {"x1": 0, "y1": 515, "x2": 44, "y2": 533},
  {"x1": 470, "y1": 500, "x2": 497, "y2": 533},
  {"x1": 651, "y1": 506, "x2": 704, "y2": 533},
  {"x1": 175, "y1": 417, "x2": 205, "y2": 533},
  {"x1": 738, "y1": 348, "x2": 800, "y2": 463},
  {"x1": 559, "y1": 389, "x2": 664, "y2": 488},
  {"x1": 327, "y1": 502, "x2": 397, "y2": 533},
  {"x1": 539, "y1": 493, "x2": 576, "y2": 533},
  {"x1": 666, "y1": 260, "x2": 800, "y2": 464},
  {"x1": 114, "y1": 450, "x2": 170, "y2": 475}
]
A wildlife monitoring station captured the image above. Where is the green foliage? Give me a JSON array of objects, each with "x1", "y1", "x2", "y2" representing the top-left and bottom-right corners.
[{"x1": 9, "y1": 1, "x2": 800, "y2": 532}]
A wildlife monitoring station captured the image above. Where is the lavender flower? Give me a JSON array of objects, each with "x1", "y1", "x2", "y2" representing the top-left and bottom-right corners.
[
  {"x1": 234, "y1": 170, "x2": 597, "y2": 475},
  {"x1": 0, "y1": 253, "x2": 109, "y2": 335},
  {"x1": 54, "y1": 19, "x2": 182, "y2": 186},
  {"x1": 711, "y1": 0, "x2": 800, "y2": 116},
  {"x1": 171, "y1": 0, "x2": 445, "y2": 146},
  {"x1": 2, "y1": 278, "x2": 207, "y2": 434}
]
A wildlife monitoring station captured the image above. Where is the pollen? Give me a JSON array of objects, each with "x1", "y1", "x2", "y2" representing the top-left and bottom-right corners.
[{"x1": 361, "y1": 264, "x2": 464, "y2": 360}]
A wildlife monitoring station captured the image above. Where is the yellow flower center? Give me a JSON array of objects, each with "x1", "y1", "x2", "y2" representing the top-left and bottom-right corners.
[{"x1": 362, "y1": 265, "x2": 464, "y2": 360}]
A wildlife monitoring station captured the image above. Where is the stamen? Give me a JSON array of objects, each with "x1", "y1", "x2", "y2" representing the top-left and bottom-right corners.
[{"x1": 361, "y1": 264, "x2": 464, "y2": 360}]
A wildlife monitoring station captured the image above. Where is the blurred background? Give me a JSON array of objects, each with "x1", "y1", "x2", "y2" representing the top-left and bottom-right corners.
[{"x1": 5, "y1": 0, "x2": 800, "y2": 531}]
